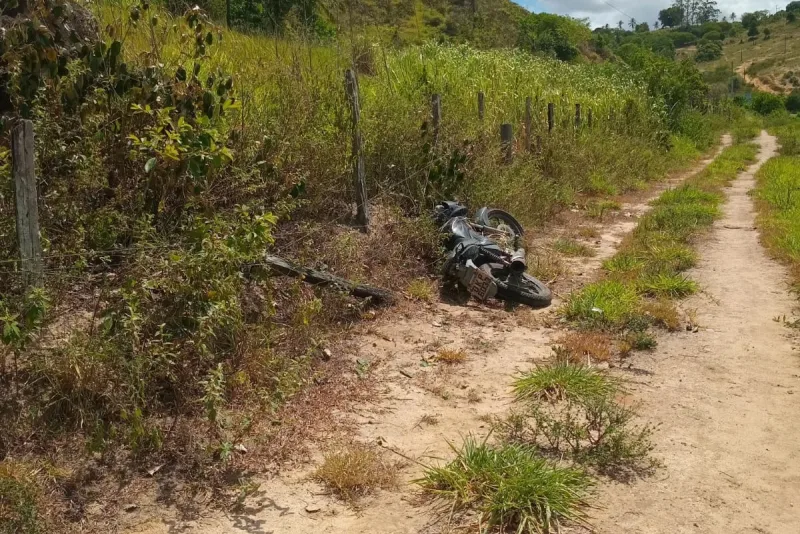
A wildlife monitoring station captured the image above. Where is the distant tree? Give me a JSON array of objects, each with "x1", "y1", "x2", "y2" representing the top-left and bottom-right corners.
[
  {"x1": 695, "y1": 40, "x2": 723, "y2": 61},
  {"x1": 747, "y1": 21, "x2": 760, "y2": 38},
  {"x1": 730, "y1": 11, "x2": 736, "y2": 21},
  {"x1": 618, "y1": 20, "x2": 624, "y2": 30},
  {"x1": 654, "y1": 20, "x2": 660, "y2": 29},
  {"x1": 789, "y1": 11, "x2": 798, "y2": 22},
  {"x1": 741, "y1": 12, "x2": 761, "y2": 28},
  {"x1": 629, "y1": 17, "x2": 637, "y2": 30},
  {"x1": 636, "y1": 22, "x2": 650, "y2": 32},
  {"x1": 764, "y1": 27, "x2": 772, "y2": 39},
  {"x1": 788, "y1": 2, "x2": 800, "y2": 12},
  {"x1": 659, "y1": 6, "x2": 684, "y2": 27},
  {"x1": 696, "y1": 0, "x2": 720, "y2": 23},
  {"x1": 752, "y1": 92, "x2": 785, "y2": 115}
]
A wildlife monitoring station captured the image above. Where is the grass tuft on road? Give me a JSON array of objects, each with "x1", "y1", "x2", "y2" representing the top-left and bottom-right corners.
[
  {"x1": 513, "y1": 361, "x2": 618, "y2": 402},
  {"x1": 417, "y1": 438, "x2": 592, "y2": 533}
]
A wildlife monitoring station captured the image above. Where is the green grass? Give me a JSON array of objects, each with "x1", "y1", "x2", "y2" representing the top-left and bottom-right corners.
[
  {"x1": 552, "y1": 238, "x2": 596, "y2": 257},
  {"x1": 754, "y1": 151, "x2": 800, "y2": 282},
  {"x1": 513, "y1": 362, "x2": 618, "y2": 402},
  {"x1": 417, "y1": 438, "x2": 592, "y2": 533},
  {"x1": 562, "y1": 280, "x2": 639, "y2": 328},
  {"x1": 564, "y1": 141, "x2": 758, "y2": 330},
  {"x1": 637, "y1": 273, "x2": 698, "y2": 298}
]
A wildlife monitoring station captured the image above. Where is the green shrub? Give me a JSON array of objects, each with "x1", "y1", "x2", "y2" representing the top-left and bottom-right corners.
[
  {"x1": 562, "y1": 280, "x2": 639, "y2": 328},
  {"x1": 695, "y1": 41, "x2": 723, "y2": 62},
  {"x1": 752, "y1": 92, "x2": 785, "y2": 115}
]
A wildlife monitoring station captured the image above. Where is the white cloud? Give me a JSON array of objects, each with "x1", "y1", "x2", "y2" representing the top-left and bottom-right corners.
[{"x1": 518, "y1": 0, "x2": 784, "y2": 29}]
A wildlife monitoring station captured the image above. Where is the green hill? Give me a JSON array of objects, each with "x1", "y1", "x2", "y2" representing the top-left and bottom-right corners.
[{"x1": 185, "y1": 0, "x2": 529, "y2": 48}]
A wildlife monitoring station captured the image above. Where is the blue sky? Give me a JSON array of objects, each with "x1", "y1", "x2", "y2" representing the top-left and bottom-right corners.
[{"x1": 516, "y1": 0, "x2": 780, "y2": 29}]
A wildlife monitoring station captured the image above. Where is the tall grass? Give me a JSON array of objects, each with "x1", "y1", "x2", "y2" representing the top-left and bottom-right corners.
[
  {"x1": 94, "y1": 0, "x2": 708, "y2": 226},
  {"x1": 754, "y1": 154, "x2": 800, "y2": 281}
]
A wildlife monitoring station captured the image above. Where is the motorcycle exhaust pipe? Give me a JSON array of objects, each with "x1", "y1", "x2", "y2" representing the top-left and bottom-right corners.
[{"x1": 510, "y1": 248, "x2": 527, "y2": 272}]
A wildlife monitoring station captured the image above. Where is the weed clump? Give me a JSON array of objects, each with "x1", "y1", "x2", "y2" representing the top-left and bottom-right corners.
[
  {"x1": 436, "y1": 348, "x2": 467, "y2": 364},
  {"x1": 510, "y1": 363, "x2": 658, "y2": 479},
  {"x1": 314, "y1": 443, "x2": 398, "y2": 501},
  {"x1": 418, "y1": 438, "x2": 592, "y2": 533}
]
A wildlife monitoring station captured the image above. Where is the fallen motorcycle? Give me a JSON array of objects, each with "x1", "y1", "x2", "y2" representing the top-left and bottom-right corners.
[{"x1": 434, "y1": 201, "x2": 552, "y2": 308}]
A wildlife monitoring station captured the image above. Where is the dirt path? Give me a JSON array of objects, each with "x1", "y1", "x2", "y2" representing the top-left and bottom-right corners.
[
  {"x1": 120, "y1": 137, "x2": 752, "y2": 534},
  {"x1": 588, "y1": 131, "x2": 800, "y2": 533},
  {"x1": 736, "y1": 62, "x2": 780, "y2": 94}
]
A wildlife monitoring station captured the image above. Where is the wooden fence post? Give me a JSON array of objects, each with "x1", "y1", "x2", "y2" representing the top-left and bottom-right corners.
[
  {"x1": 478, "y1": 91, "x2": 485, "y2": 121},
  {"x1": 432, "y1": 93, "x2": 441, "y2": 145},
  {"x1": 12, "y1": 120, "x2": 43, "y2": 283},
  {"x1": 524, "y1": 96, "x2": 532, "y2": 152},
  {"x1": 535, "y1": 135, "x2": 542, "y2": 155},
  {"x1": 500, "y1": 123, "x2": 513, "y2": 164},
  {"x1": 575, "y1": 103, "x2": 581, "y2": 129},
  {"x1": 345, "y1": 69, "x2": 369, "y2": 230},
  {"x1": 547, "y1": 103, "x2": 554, "y2": 133}
]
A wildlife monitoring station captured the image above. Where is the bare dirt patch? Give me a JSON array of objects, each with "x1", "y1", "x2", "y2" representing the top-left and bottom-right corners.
[{"x1": 585, "y1": 131, "x2": 800, "y2": 533}]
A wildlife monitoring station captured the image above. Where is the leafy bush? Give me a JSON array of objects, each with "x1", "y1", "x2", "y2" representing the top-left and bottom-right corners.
[
  {"x1": 695, "y1": 41, "x2": 723, "y2": 62},
  {"x1": 752, "y1": 92, "x2": 786, "y2": 115},
  {"x1": 786, "y1": 91, "x2": 800, "y2": 113}
]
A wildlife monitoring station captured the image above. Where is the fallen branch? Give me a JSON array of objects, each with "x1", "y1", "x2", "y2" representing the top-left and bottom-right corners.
[{"x1": 249, "y1": 254, "x2": 395, "y2": 305}]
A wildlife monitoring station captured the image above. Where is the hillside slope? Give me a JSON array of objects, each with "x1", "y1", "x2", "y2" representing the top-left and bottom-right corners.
[{"x1": 688, "y1": 16, "x2": 800, "y2": 94}]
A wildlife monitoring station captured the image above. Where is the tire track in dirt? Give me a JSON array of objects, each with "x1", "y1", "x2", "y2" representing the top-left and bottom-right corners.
[
  {"x1": 586, "y1": 131, "x2": 800, "y2": 533},
  {"x1": 122, "y1": 138, "x2": 733, "y2": 534}
]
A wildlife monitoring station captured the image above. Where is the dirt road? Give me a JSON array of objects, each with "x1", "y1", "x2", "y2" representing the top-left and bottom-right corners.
[
  {"x1": 589, "y1": 131, "x2": 800, "y2": 533},
  {"x1": 123, "y1": 133, "x2": 800, "y2": 534}
]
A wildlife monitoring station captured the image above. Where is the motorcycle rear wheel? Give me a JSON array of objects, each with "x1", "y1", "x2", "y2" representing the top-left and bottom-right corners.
[{"x1": 494, "y1": 272, "x2": 552, "y2": 308}]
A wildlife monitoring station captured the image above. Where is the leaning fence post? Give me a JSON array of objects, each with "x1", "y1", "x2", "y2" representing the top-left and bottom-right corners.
[
  {"x1": 345, "y1": 69, "x2": 369, "y2": 230},
  {"x1": 432, "y1": 93, "x2": 441, "y2": 146},
  {"x1": 524, "y1": 96, "x2": 532, "y2": 152},
  {"x1": 12, "y1": 120, "x2": 43, "y2": 283},
  {"x1": 478, "y1": 91, "x2": 485, "y2": 121},
  {"x1": 500, "y1": 123, "x2": 513, "y2": 164},
  {"x1": 575, "y1": 103, "x2": 582, "y2": 130},
  {"x1": 547, "y1": 103, "x2": 554, "y2": 133}
]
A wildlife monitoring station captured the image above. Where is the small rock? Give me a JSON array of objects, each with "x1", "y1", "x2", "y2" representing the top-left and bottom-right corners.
[
  {"x1": 305, "y1": 504, "x2": 321, "y2": 513},
  {"x1": 234, "y1": 444, "x2": 248, "y2": 454},
  {"x1": 322, "y1": 348, "x2": 332, "y2": 361},
  {"x1": 432, "y1": 321, "x2": 442, "y2": 327},
  {"x1": 595, "y1": 362, "x2": 610, "y2": 370},
  {"x1": 92, "y1": 452, "x2": 102, "y2": 462},
  {"x1": 789, "y1": 390, "x2": 794, "y2": 395},
  {"x1": 686, "y1": 324, "x2": 692, "y2": 331},
  {"x1": 124, "y1": 504, "x2": 138, "y2": 512}
]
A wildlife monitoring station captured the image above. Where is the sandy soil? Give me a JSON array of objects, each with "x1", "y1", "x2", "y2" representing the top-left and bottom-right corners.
[
  {"x1": 119, "y1": 133, "x2": 800, "y2": 534},
  {"x1": 585, "y1": 131, "x2": 800, "y2": 533},
  {"x1": 736, "y1": 62, "x2": 781, "y2": 94}
]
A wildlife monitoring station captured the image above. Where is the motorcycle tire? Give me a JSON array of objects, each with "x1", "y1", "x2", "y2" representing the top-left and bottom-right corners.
[
  {"x1": 476, "y1": 208, "x2": 525, "y2": 237},
  {"x1": 494, "y1": 273, "x2": 552, "y2": 308}
]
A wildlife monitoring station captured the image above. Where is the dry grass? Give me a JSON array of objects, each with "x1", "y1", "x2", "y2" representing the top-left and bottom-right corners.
[
  {"x1": 406, "y1": 278, "x2": 436, "y2": 302},
  {"x1": 467, "y1": 388, "x2": 483, "y2": 403},
  {"x1": 436, "y1": 348, "x2": 468, "y2": 364},
  {"x1": 555, "y1": 332, "x2": 613, "y2": 364},
  {"x1": 528, "y1": 249, "x2": 568, "y2": 282},
  {"x1": 417, "y1": 414, "x2": 440, "y2": 426},
  {"x1": 640, "y1": 299, "x2": 681, "y2": 331},
  {"x1": 314, "y1": 443, "x2": 398, "y2": 501},
  {"x1": 575, "y1": 226, "x2": 601, "y2": 239}
]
